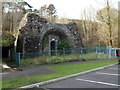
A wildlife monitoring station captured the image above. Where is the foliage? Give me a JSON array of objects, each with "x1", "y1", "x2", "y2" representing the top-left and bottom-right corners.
[
  {"x1": 39, "y1": 4, "x2": 57, "y2": 17},
  {"x1": 2, "y1": 60, "x2": 118, "y2": 88},
  {"x1": 43, "y1": 36, "x2": 49, "y2": 48},
  {"x1": 96, "y1": 7, "x2": 118, "y2": 23},
  {"x1": 18, "y1": 1, "x2": 33, "y2": 13},
  {"x1": 96, "y1": 3, "x2": 118, "y2": 47},
  {"x1": 39, "y1": 4, "x2": 57, "y2": 22},
  {"x1": 1, "y1": 40, "x2": 11, "y2": 47},
  {"x1": 20, "y1": 53, "x2": 109, "y2": 66},
  {"x1": 1, "y1": 32, "x2": 15, "y2": 47},
  {"x1": 47, "y1": 4, "x2": 57, "y2": 17},
  {"x1": 58, "y1": 40, "x2": 71, "y2": 50}
]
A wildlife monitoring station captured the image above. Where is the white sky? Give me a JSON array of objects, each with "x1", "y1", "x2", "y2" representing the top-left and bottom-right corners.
[{"x1": 24, "y1": 0, "x2": 119, "y2": 19}]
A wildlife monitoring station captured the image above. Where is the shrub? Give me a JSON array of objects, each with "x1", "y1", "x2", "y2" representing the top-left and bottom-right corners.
[{"x1": 1, "y1": 32, "x2": 15, "y2": 47}]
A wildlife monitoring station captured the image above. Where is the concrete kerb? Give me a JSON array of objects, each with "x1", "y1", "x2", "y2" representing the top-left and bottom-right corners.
[{"x1": 17, "y1": 63, "x2": 117, "y2": 89}]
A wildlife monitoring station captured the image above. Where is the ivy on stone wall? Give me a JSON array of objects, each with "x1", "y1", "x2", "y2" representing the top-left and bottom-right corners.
[{"x1": 58, "y1": 40, "x2": 71, "y2": 50}]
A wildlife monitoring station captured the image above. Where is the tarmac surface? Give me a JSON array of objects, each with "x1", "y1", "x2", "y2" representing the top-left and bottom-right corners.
[
  {"x1": 39, "y1": 64, "x2": 120, "y2": 89},
  {"x1": 1, "y1": 59, "x2": 118, "y2": 80}
]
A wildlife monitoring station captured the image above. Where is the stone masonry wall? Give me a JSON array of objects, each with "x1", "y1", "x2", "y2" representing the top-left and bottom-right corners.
[{"x1": 17, "y1": 13, "x2": 83, "y2": 53}]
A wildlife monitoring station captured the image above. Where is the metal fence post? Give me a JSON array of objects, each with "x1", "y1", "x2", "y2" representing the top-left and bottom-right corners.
[
  {"x1": 96, "y1": 47, "x2": 98, "y2": 59},
  {"x1": 80, "y1": 47, "x2": 83, "y2": 54},
  {"x1": 80, "y1": 47, "x2": 83, "y2": 60},
  {"x1": 108, "y1": 46, "x2": 112, "y2": 58},
  {"x1": 114, "y1": 48, "x2": 117, "y2": 58},
  {"x1": 16, "y1": 53, "x2": 20, "y2": 67}
]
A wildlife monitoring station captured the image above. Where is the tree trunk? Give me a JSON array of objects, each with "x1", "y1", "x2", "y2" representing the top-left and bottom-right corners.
[
  {"x1": 0, "y1": 2, "x2": 2, "y2": 32},
  {"x1": 106, "y1": 0, "x2": 113, "y2": 46}
]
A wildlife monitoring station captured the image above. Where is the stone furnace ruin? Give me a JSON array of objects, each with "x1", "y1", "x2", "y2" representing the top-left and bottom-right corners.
[{"x1": 17, "y1": 13, "x2": 83, "y2": 55}]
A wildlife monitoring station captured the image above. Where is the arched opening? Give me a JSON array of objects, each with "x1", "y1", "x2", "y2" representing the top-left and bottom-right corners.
[
  {"x1": 50, "y1": 41, "x2": 56, "y2": 56},
  {"x1": 41, "y1": 28, "x2": 70, "y2": 51},
  {"x1": 51, "y1": 41, "x2": 56, "y2": 51}
]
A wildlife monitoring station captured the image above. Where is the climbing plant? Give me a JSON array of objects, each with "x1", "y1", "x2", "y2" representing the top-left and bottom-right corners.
[{"x1": 58, "y1": 40, "x2": 71, "y2": 50}]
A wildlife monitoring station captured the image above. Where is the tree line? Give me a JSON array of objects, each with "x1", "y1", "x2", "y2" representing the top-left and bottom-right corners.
[{"x1": 1, "y1": 0, "x2": 118, "y2": 50}]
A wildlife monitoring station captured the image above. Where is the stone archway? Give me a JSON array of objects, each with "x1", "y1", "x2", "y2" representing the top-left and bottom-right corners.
[
  {"x1": 40, "y1": 27, "x2": 70, "y2": 55},
  {"x1": 40, "y1": 25, "x2": 74, "y2": 53},
  {"x1": 39, "y1": 23, "x2": 75, "y2": 50},
  {"x1": 17, "y1": 13, "x2": 83, "y2": 53}
]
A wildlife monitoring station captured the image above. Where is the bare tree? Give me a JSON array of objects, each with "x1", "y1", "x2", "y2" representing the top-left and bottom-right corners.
[
  {"x1": 2, "y1": 0, "x2": 32, "y2": 52},
  {"x1": 0, "y1": 1, "x2": 2, "y2": 33},
  {"x1": 39, "y1": 5, "x2": 47, "y2": 17},
  {"x1": 96, "y1": 0, "x2": 118, "y2": 47},
  {"x1": 39, "y1": 4, "x2": 57, "y2": 22},
  {"x1": 80, "y1": 6, "x2": 100, "y2": 47}
]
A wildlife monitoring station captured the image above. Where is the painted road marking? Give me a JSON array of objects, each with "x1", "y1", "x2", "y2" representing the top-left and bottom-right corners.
[
  {"x1": 42, "y1": 87, "x2": 51, "y2": 90},
  {"x1": 110, "y1": 68, "x2": 118, "y2": 70},
  {"x1": 76, "y1": 79, "x2": 120, "y2": 87},
  {"x1": 0, "y1": 73, "x2": 7, "y2": 75},
  {"x1": 96, "y1": 72, "x2": 119, "y2": 76}
]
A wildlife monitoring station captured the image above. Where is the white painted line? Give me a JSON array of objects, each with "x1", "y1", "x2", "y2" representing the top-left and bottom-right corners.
[
  {"x1": 42, "y1": 87, "x2": 51, "y2": 90},
  {"x1": 96, "y1": 72, "x2": 119, "y2": 76},
  {"x1": 110, "y1": 68, "x2": 118, "y2": 70},
  {"x1": 76, "y1": 79, "x2": 120, "y2": 87},
  {"x1": 0, "y1": 73, "x2": 7, "y2": 75},
  {"x1": 18, "y1": 64, "x2": 117, "y2": 89}
]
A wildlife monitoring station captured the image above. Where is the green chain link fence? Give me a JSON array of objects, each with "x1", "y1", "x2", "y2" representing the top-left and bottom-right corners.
[{"x1": 11, "y1": 46, "x2": 117, "y2": 67}]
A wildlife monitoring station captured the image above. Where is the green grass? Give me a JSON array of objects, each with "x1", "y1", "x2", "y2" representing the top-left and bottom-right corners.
[
  {"x1": 2, "y1": 60, "x2": 118, "y2": 89},
  {"x1": 20, "y1": 53, "x2": 110, "y2": 66},
  {"x1": 0, "y1": 81, "x2": 2, "y2": 90},
  {"x1": 81, "y1": 53, "x2": 109, "y2": 60}
]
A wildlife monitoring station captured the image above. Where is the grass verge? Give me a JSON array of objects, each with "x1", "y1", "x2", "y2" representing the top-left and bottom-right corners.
[{"x1": 2, "y1": 60, "x2": 118, "y2": 89}]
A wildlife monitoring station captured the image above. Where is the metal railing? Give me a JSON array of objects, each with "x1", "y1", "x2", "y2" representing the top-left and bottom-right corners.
[{"x1": 10, "y1": 46, "x2": 117, "y2": 67}]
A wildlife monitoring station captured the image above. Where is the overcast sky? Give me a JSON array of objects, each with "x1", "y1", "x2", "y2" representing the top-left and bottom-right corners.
[{"x1": 24, "y1": 0, "x2": 119, "y2": 19}]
